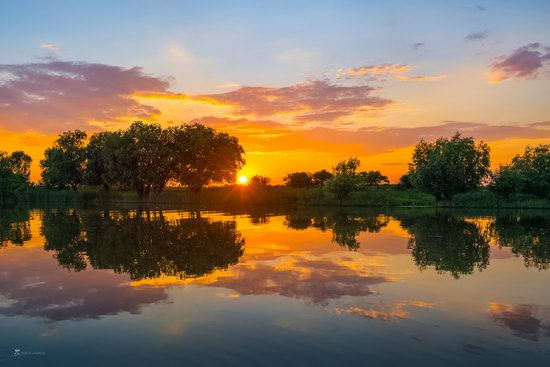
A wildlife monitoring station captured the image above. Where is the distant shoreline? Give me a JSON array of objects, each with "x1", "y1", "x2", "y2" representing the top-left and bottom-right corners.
[{"x1": 10, "y1": 185, "x2": 550, "y2": 210}]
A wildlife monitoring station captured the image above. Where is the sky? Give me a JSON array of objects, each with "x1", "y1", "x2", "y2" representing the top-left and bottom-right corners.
[{"x1": 1, "y1": 0, "x2": 550, "y2": 183}]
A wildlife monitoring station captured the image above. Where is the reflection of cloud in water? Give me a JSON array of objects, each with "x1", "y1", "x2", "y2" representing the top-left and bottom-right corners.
[
  {"x1": 335, "y1": 300, "x2": 434, "y2": 321},
  {"x1": 488, "y1": 302, "x2": 550, "y2": 341},
  {"x1": 0, "y1": 248, "x2": 167, "y2": 321},
  {"x1": 205, "y1": 254, "x2": 391, "y2": 303}
]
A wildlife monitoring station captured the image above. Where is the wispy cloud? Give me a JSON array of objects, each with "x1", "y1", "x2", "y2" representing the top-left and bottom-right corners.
[
  {"x1": 39, "y1": 43, "x2": 60, "y2": 52},
  {"x1": 465, "y1": 30, "x2": 490, "y2": 42},
  {"x1": 342, "y1": 63, "x2": 445, "y2": 82},
  {"x1": 490, "y1": 43, "x2": 550, "y2": 82},
  {"x1": 411, "y1": 42, "x2": 425, "y2": 51}
]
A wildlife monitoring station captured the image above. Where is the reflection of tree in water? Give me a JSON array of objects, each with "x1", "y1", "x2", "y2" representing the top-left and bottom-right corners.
[
  {"x1": 400, "y1": 214, "x2": 489, "y2": 278},
  {"x1": 41, "y1": 210, "x2": 245, "y2": 280},
  {"x1": 489, "y1": 215, "x2": 550, "y2": 270},
  {"x1": 284, "y1": 209, "x2": 389, "y2": 250},
  {"x1": 0, "y1": 208, "x2": 31, "y2": 247}
]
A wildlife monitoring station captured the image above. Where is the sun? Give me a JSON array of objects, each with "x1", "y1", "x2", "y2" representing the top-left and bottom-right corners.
[{"x1": 238, "y1": 175, "x2": 248, "y2": 184}]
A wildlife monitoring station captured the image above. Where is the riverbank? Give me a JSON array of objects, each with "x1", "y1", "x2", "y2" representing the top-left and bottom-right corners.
[{"x1": 23, "y1": 185, "x2": 550, "y2": 209}]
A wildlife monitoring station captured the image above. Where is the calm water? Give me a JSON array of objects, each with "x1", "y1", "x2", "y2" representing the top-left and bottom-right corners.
[{"x1": 0, "y1": 206, "x2": 549, "y2": 366}]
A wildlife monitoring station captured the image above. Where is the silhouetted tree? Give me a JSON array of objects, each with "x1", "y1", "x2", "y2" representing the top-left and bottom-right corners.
[
  {"x1": 41, "y1": 130, "x2": 87, "y2": 190},
  {"x1": 326, "y1": 157, "x2": 361, "y2": 206},
  {"x1": 83, "y1": 131, "x2": 114, "y2": 191},
  {"x1": 408, "y1": 133, "x2": 490, "y2": 200},
  {"x1": 170, "y1": 123, "x2": 245, "y2": 192},
  {"x1": 312, "y1": 169, "x2": 333, "y2": 186},
  {"x1": 358, "y1": 170, "x2": 390, "y2": 187},
  {"x1": 249, "y1": 175, "x2": 271, "y2": 187},
  {"x1": 284, "y1": 172, "x2": 313, "y2": 187}
]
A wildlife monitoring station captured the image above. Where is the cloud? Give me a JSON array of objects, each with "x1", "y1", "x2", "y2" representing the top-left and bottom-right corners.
[
  {"x1": 343, "y1": 64, "x2": 445, "y2": 82},
  {"x1": 412, "y1": 42, "x2": 425, "y2": 50},
  {"x1": 488, "y1": 302, "x2": 550, "y2": 341},
  {"x1": 490, "y1": 43, "x2": 550, "y2": 82},
  {"x1": 465, "y1": 30, "x2": 490, "y2": 42},
  {"x1": 200, "y1": 79, "x2": 393, "y2": 124},
  {"x1": 0, "y1": 60, "x2": 171, "y2": 133},
  {"x1": 206, "y1": 256, "x2": 389, "y2": 303},
  {"x1": 39, "y1": 43, "x2": 60, "y2": 52},
  {"x1": 0, "y1": 247, "x2": 167, "y2": 321}
]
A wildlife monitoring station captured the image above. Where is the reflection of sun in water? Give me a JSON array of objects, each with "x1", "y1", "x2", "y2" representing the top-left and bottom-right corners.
[{"x1": 238, "y1": 175, "x2": 248, "y2": 184}]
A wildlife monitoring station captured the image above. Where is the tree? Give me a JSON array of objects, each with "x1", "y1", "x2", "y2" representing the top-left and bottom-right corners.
[
  {"x1": 505, "y1": 145, "x2": 550, "y2": 198},
  {"x1": 0, "y1": 151, "x2": 32, "y2": 204},
  {"x1": 249, "y1": 175, "x2": 270, "y2": 187},
  {"x1": 312, "y1": 169, "x2": 333, "y2": 186},
  {"x1": 408, "y1": 133, "x2": 491, "y2": 200},
  {"x1": 358, "y1": 170, "x2": 390, "y2": 187},
  {"x1": 490, "y1": 167, "x2": 527, "y2": 198},
  {"x1": 326, "y1": 157, "x2": 361, "y2": 206},
  {"x1": 170, "y1": 123, "x2": 245, "y2": 192},
  {"x1": 83, "y1": 131, "x2": 114, "y2": 191},
  {"x1": 283, "y1": 172, "x2": 313, "y2": 187},
  {"x1": 92, "y1": 122, "x2": 173, "y2": 198},
  {"x1": 41, "y1": 130, "x2": 87, "y2": 190}
]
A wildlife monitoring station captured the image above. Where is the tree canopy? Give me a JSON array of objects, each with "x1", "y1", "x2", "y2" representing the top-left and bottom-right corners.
[{"x1": 408, "y1": 133, "x2": 491, "y2": 200}]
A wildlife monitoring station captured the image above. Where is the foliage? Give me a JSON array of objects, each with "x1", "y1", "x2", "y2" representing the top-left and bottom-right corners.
[
  {"x1": 400, "y1": 213, "x2": 490, "y2": 278},
  {"x1": 358, "y1": 170, "x2": 389, "y2": 187},
  {"x1": 170, "y1": 123, "x2": 245, "y2": 193},
  {"x1": 312, "y1": 169, "x2": 333, "y2": 186},
  {"x1": 490, "y1": 167, "x2": 527, "y2": 198},
  {"x1": 41, "y1": 209, "x2": 245, "y2": 279},
  {"x1": 325, "y1": 157, "x2": 361, "y2": 205},
  {"x1": 249, "y1": 175, "x2": 271, "y2": 187},
  {"x1": 40, "y1": 130, "x2": 87, "y2": 190},
  {"x1": 284, "y1": 171, "x2": 313, "y2": 187},
  {"x1": 502, "y1": 145, "x2": 550, "y2": 198},
  {"x1": 408, "y1": 133, "x2": 491, "y2": 200},
  {"x1": 0, "y1": 150, "x2": 32, "y2": 205}
]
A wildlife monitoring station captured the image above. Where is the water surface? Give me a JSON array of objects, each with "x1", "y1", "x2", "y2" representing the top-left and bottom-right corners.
[{"x1": 0, "y1": 207, "x2": 549, "y2": 366}]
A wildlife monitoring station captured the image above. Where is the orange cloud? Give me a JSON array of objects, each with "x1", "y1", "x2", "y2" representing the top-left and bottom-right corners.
[{"x1": 343, "y1": 63, "x2": 445, "y2": 82}]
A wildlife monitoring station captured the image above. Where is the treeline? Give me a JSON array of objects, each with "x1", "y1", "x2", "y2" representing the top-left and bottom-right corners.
[
  {"x1": 40, "y1": 121, "x2": 244, "y2": 197},
  {"x1": 267, "y1": 133, "x2": 549, "y2": 205}
]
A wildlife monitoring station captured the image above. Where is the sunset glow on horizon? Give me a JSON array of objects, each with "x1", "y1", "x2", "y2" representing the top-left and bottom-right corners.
[{"x1": 1, "y1": 1, "x2": 549, "y2": 184}]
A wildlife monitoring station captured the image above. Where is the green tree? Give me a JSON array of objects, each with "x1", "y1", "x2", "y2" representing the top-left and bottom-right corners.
[
  {"x1": 490, "y1": 167, "x2": 527, "y2": 198},
  {"x1": 283, "y1": 172, "x2": 313, "y2": 187},
  {"x1": 505, "y1": 145, "x2": 550, "y2": 198},
  {"x1": 408, "y1": 133, "x2": 491, "y2": 200},
  {"x1": 41, "y1": 130, "x2": 87, "y2": 190},
  {"x1": 0, "y1": 151, "x2": 32, "y2": 204},
  {"x1": 312, "y1": 169, "x2": 333, "y2": 186},
  {"x1": 326, "y1": 157, "x2": 361, "y2": 206},
  {"x1": 170, "y1": 123, "x2": 245, "y2": 192}
]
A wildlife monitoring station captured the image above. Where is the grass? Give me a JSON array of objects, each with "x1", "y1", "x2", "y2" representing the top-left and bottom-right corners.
[{"x1": 22, "y1": 185, "x2": 550, "y2": 209}]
